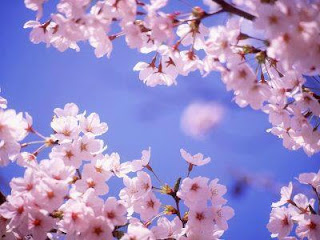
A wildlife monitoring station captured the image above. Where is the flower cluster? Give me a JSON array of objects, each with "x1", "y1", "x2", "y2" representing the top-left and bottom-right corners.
[
  {"x1": 0, "y1": 94, "x2": 29, "y2": 167},
  {"x1": 267, "y1": 170, "x2": 320, "y2": 239},
  {"x1": 0, "y1": 100, "x2": 234, "y2": 239},
  {"x1": 23, "y1": 0, "x2": 320, "y2": 156}
]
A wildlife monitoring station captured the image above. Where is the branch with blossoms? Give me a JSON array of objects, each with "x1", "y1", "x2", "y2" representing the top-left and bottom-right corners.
[
  {"x1": 23, "y1": 0, "x2": 320, "y2": 156},
  {"x1": 0, "y1": 96, "x2": 234, "y2": 239},
  {"x1": 267, "y1": 170, "x2": 320, "y2": 239}
]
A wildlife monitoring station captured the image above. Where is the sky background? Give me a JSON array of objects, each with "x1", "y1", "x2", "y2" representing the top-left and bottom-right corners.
[{"x1": 0, "y1": 1, "x2": 319, "y2": 239}]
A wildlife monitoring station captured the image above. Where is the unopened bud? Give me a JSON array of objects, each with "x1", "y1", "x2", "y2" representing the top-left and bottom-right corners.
[
  {"x1": 255, "y1": 51, "x2": 266, "y2": 64},
  {"x1": 164, "y1": 205, "x2": 178, "y2": 215},
  {"x1": 174, "y1": 177, "x2": 182, "y2": 193},
  {"x1": 161, "y1": 184, "x2": 173, "y2": 195},
  {"x1": 182, "y1": 211, "x2": 189, "y2": 223},
  {"x1": 238, "y1": 33, "x2": 250, "y2": 41},
  {"x1": 242, "y1": 45, "x2": 259, "y2": 54},
  {"x1": 113, "y1": 230, "x2": 125, "y2": 239},
  {"x1": 51, "y1": 210, "x2": 64, "y2": 219},
  {"x1": 192, "y1": 7, "x2": 205, "y2": 18}
]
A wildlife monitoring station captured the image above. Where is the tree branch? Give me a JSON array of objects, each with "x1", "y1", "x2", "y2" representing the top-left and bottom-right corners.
[
  {"x1": 212, "y1": 0, "x2": 256, "y2": 21},
  {"x1": 0, "y1": 191, "x2": 6, "y2": 205}
]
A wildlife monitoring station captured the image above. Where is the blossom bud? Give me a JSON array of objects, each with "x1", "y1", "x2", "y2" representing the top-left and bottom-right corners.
[
  {"x1": 113, "y1": 230, "x2": 125, "y2": 239},
  {"x1": 161, "y1": 184, "x2": 174, "y2": 195},
  {"x1": 192, "y1": 7, "x2": 205, "y2": 19},
  {"x1": 174, "y1": 177, "x2": 182, "y2": 193},
  {"x1": 242, "y1": 45, "x2": 259, "y2": 54},
  {"x1": 50, "y1": 210, "x2": 64, "y2": 220},
  {"x1": 164, "y1": 205, "x2": 178, "y2": 215},
  {"x1": 255, "y1": 51, "x2": 266, "y2": 64},
  {"x1": 238, "y1": 33, "x2": 250, "y2": 41},
  {"x1": 182, "y1": 211, "x2": 189, "y2": 223}
]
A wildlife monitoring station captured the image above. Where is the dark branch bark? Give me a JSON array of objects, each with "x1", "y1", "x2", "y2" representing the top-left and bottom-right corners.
[
  {"x1": 0, "y1": 191, "x2": 6, "y2": 205},
  {"x1": 212, "y1": 0, "x2": 256, "y2": 21}
]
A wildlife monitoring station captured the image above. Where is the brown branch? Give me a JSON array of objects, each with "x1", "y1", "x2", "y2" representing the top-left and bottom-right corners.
[
  {"x1": 212, "y1": 0, "x2": 256, "y2": 21},
  {"x1": 0, "y1": 191, "x2": 6, "y2": 205}
]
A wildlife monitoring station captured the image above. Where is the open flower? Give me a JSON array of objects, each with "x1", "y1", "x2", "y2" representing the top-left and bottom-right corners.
[{"x1": 180, "y1": 148, "x2": 211, "y2": 166}]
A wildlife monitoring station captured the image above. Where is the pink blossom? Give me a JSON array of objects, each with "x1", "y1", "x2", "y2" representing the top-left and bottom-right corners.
[
  {"x1": 209, "y1": 178, "x2": 227, "y2": 205},
  {"x1": 272, "y1": 182, "x2": 293, "y2": 207},
  {"x1": 0, "y1": 140, "x2": 21, "y2": 167},
  {"x1": 0, "y1": 90, "x2": 7, "y2": 109},
  {"x1": 81, "y1": 216, "x2": 113, "y2": 239},
  {"x1": 212, "y1": 205, "x2": 235, "y2": 230},
  {"x1": 58, "y1": 200, "x2": 94, "y2": 234},
  {"x1": 296, "y1": 215, "x2": 320, "y2": 240},
  {"x1": 103, "y1": 197, "x2": 127, "y2": 227},
  {"x1": 152, "y1": 216, "x2": 185, "y2": 239},
  {"x1": 267, "y1": 207, "x2": 293, "y2": 239},
  {"x1": 298, "y1": 170, "x2": 320, "y2": 192},
  {"x1": 75, "y1": 164, "x2": 110, "y2": 195},
  {"x1": 177, "y1": 177, "x2": 210, "y2": 207},
  {"x1": 180, "y1": 101, "x2": 224, "y2": 139},
  {"x1": 105, "y1": 152, "x2": 132, "y2": 178},
  {"x1": 50, "y1": 142, "x2": 82, "y2": 168},
  {"x1": 187, "y1": 204, "x2": 214, "y2": 233},
  {"x1": 180, "y1": 148, "x2": 211, "y2": 166},
  {"x1": 121, "y1": 220, "x2": 155, "y2": 240},
  {"x1": 54, "y1": 103, "x2": 79, "y2": 117},
  {"x1": 176, "y1": 23, "x2": 209, "y2": 50},
  {"x1": 133, "y1": 192, "x2": 161, "y2": 221},
  {"x1": 80, "y1": 112, "x2": 108, "y2": 136},
  {"x1": 51, "y1": 116, "x2": 80, "y2": 142},
  {"x1": 75, "y1": 135, "x2": 104, "y2": 160},
  {"x1": 27, "y1": 209, "x2": 55, "y2": 240},
  {"x1": 131, "y1": 147, "x2": 151, "y2": 172}
]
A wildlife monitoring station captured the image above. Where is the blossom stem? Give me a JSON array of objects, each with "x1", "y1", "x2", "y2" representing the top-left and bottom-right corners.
[
  {"x1": 174, "y1": 196, "x2": 182, "y2": 220},
  {"x1": 32, "y1": 144, "x2": 47, "y2": 156},
  {"x1": 211, "y1": 0, "x2": 256, "y2": 21},
  {"x1": 169, "y1": 178, "x2": 183, "y2": 221},
  {"x1": 146, "y1": 164, "x2": 163, "y2": 184},
  {"x1": 287, "y1": 199, "x2": 309, "y2": 213},
  {"x1": 145, "y1": 212, "x2": 165, "y2": 227},
  {"x1": 21, "y1": 140, "x2": 46, "y2": 148},
  {"x1": 31, "y1": 128, "x2": 47, "y2": 140}
]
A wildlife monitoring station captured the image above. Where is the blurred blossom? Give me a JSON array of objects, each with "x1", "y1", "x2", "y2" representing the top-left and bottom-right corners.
[{"x1": 180, "y1": 101, "x2": 224, "y2": 139}]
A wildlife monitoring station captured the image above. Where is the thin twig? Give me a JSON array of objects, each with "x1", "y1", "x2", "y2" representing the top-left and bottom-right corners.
[{"x1": 212, "y1": 0, "x2": 256, "y2": 21}]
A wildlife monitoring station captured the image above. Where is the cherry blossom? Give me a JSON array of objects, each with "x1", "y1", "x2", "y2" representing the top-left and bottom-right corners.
[
  {"x1": 268, "y1": 169, "x2": 320, "y2": 240},
  {"x1": 0, "y1": 101, "x2": 234, "y2": 239},
  {"x1": 21, "y1": 0, "x2": 320, "y2": 156},
  {"x1": 177, "y1": 176, "x2": 210, "y2": 207},
  {"x1": 272, "y1": 182, "x2": 293, "y2": 208},
  {"x1": 2, "y1": 0, "x2": 320, "y2": 238},
  {"x1": 131, "y1": 147, "x2": 151, "y2": 172},
  {"x1": 151, "y1": 216, "x2": 185, "y2": 239},
  {"x1": 0, "y1": 90, "x2": 7, "y2": 109},
  {"x1": 180, "y1": 148, "x2": 211, "y2": 166},
  {"x1": 267, "y1": 207, "x2": 293, "y2": 239}
]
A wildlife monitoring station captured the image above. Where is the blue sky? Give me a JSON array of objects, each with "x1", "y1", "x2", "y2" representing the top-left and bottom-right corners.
[{"x1": 0, "y1": 1, "x2": 318, "y2": 239}]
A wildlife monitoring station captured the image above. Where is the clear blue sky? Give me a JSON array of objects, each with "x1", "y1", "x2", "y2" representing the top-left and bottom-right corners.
[{"x1": 0, "y1": 1, "x2": 318, "y2": 239}]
